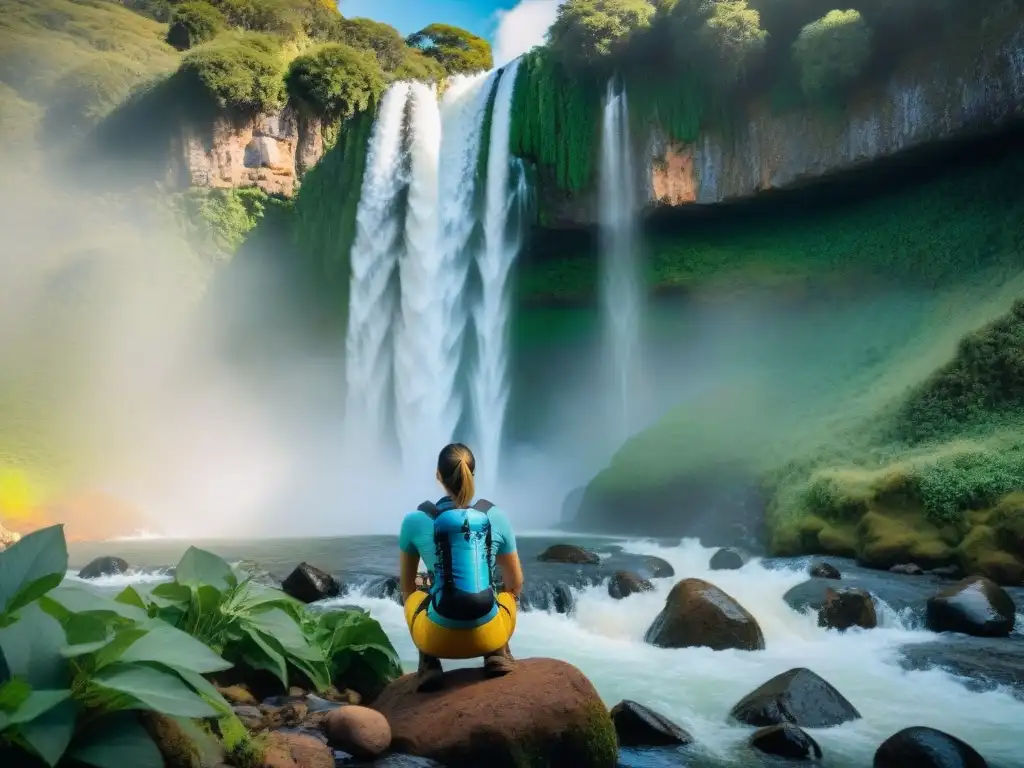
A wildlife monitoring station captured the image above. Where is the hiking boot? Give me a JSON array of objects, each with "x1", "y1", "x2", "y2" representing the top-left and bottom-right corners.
[
  {"x1": 416, "y1": 652, "x2": 445, "y2": 692},
  {"x1": 483, "y1": 644, "x2": 515, "y2": 677}
]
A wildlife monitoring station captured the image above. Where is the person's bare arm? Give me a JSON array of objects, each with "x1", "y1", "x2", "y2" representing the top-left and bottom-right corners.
[
  {"x1": 400, "y1": 550, "x2": 420, "y2": 602},
  {"x1": 495, "y1": 552, "x2": 524, "y2": 598}
]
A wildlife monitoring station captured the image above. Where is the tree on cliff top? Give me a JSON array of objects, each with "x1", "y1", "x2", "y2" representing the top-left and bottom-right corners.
[
  {"x1": 792, "y1": 9, "x2": 872, "y2": 97},
  {"x1": 406, "y1": 23, "x2": 493, "y2": 75},
  {"x1": 335, "y1": 17, "x2": 408, "y2": 72},
  {"x1": 548, "y1": 0, "x2": 657, "y2": 71},
  {"x1": 167, "y1": 1, "x2": 227, "y2": 51},
  {"x1": 285, "y1": 43, "x2": 387, "y2": 120}
]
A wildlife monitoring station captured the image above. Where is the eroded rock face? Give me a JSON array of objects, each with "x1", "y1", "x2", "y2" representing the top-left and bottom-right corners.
[
  {"x1": 645, "y1": 578, "x2": 765, "y2": 651},
  {"x1": 183, "y1": 107, "x2": 324, "y2": 197},
  {"x1": 925, "y1": 576, "x2": 1017, "y2": 637},
  {"x1": 874, "y1": 726, "x2": 988, "y2": 768},
  {"x1": 372, "y1": 658, "x2": 617, "y2": 768},
  {"x1": 730, "y1": 667, "x2": 861, "y2": 729}
]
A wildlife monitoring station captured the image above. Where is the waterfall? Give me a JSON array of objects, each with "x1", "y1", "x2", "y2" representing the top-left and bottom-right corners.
[
  {"x1": 472, "y1": 60, "x2": 526, "y2": 491},
  {"x1": 598, "y1": 78, "x2": 643, "y2": 441},
  {"x1": 392, "y1": 73, "x2": 495, "y2": 476},
  {"x1": 343, "y1": 82, "x2": 412, "y2": 454}
]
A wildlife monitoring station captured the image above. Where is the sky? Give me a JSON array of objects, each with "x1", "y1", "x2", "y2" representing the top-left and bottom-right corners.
[{"x1": 338, "y1": 0, "x2": 564, "y2": 66}]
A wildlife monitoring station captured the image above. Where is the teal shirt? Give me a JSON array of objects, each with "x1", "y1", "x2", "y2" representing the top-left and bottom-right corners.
[{"x1": 400, "y1": 501, "x2": 517, "y2": 628}]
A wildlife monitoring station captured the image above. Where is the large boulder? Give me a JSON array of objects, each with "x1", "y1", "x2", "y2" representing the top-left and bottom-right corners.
[
  {"x1": 783, "y1": 580, "x2": 834, "y2": 613},
  {"x1": 925, "y1": 576, "x2": 1016, "y2": 637},
  {"x1": 817, "y1": 587, "x2": 877, "y2": 631},
  {"x1": 282, "y1": 563, "x2": 340, "y2": 604},
  {"x1": 77, "y1": 556, "x2": 129, "y2": 579},
  {"x1": 809, "y1": 562, "x2": 841, "y2": 579},
  {"x1": 537, "y1": 544, "x2": 600, "y2": 565},
  {"x1": 729, "y1": 668, "x2": 861, "y2": 728},
  {"x1": 874, "y1": 726, "x2": 987, "y2": 767},
  {"x1": 641, "y1": 556, "x2": 675, "y2": 579},
  {"x1": 644, "y1": 578, "x2": 765, "y2": 651},
  {"x1": 609, "y1": 700, "x2": 692, "y2": 747},
  {"x1": 709, "y1": 548, "x2": 746, "y2": 571},
  {"x1": 372, "y1": 658, "x2": 617, "y2": 768},
  {"x1": 750, "y1": 723, "x2": 822, "y2": 760},
  {"x1": 607, "y1": 571, "x2": 654, "y2": 600}
]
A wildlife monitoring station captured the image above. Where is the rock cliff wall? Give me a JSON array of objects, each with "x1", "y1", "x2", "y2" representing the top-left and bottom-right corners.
[
  {"x1": 181, "y1": 107, "x2": 324, "y2": 197},
  {"x1": 550, "y1": 21, "x2": 1024, "y2": 226}
]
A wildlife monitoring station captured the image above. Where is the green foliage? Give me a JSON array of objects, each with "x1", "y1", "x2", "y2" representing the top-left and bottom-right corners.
[
  {"x1": 393, "y1": 48, "x2": 448, "y2": 82},
  {"x1": 305, "y1": 609, "x2": 402, "y2": 691},
  {"x1": 167, "y1": 1, "x2": 226, "y2": 51},
  {"x1": 118, "y1": 546, "x2": 330, "y2": 692},
  {"x1": 699, "y1": 0, "x2": 768, "y2": 85},
  {"x1": 335, "y1": 17, "x2": 408, "y2": 72},
  {"x1": 177, "y1": 32, "x2": 286, "y2": 115},
  {"x1": 286, "y1": 43, "x2": 386, "y2": 121},
  {"x1": 510, "y1": 48, "x2": 600, "y2": 193},
  {"x1": 407, "y1": 22, "x2": 494, "y2": 75},
  {"x1": 792, "y1": 9, "x2": 872, "y2": 97},
  {"x1": 171, "y1": 188, "x2": 275, "y2": 264},
  {"x1": 549, "y1": 0, "x2": 657, "y2": 71},
  {"x1": 0, "y1": 525, "x2": 232, "y2": 766}
]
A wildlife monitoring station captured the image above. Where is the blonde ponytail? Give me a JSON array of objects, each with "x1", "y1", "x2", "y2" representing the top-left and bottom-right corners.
[
  {"x1": 437, "y1": 443, "x2": 476, "y2": 508},
  {"x1": 451, "y1": 452, "x2": 475, "y2": 508}
]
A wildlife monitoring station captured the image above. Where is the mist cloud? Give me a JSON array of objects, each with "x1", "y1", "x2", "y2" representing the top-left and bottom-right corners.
[{"x1": 493, "y1": 0, "x2": 563, "y2": 67}]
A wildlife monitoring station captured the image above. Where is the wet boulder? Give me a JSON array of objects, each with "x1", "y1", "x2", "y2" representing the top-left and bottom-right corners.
[
  {"x1": 817, "y1": 587, "x2": 877, "y2": 631},
  {"x1": 644, "y1": 578, "x2": 765, "y2": 651},
  {"x1": 641, "y1": 556, "x2": 675, "y2": 579},
  {"x1": 609, "y1": 700, "x2": 692, "y2": 747},
  {"x1": 372, "y1": 658, "x2": 617, "y2": 768},
  {"x1": 750, "y1": 723, "x2": 822, "y2": 760},
  {"x1": 537, "y1": 544, "x2": 600, "y2": 565},
  {"x1": 608, "y1": 571, "x2": 654, "y2": 600},
  {"x1": 326, "y1": 705, "x2": 391, "y2": 760},
  {"x1": 730, "y1": 667, "x2": 861, "y2": 728},
  {"x1": 874, "y1": 726, "x2": 987, "y2": 768},
  {"x1": 890, "y1": 563, "x2": 923, "y2": 576},
  {"x1": 77, "y1": 556, "x2": 129, "y2": 579},
  {"x1": 809, "y1": 562, "x2": 840, "y2": 579},
  {"x1": 709, "y1": 548, "x2": 746, "y2": 571},
  {"x1": 363, "y1": 575, "x2": 400, "y2": 602},
  {"x1": 282, "y1": 563, "x2": 340, "y2": 604},
  {"x1": 520, "y1": 580, "x2": 575, "y2": 614},
  {"x1": 925, "y1": 576, "x2": 1016, "y2": 638},
  {"x1": 783, "y1": 580, "x2": 833, "y2": 613}
]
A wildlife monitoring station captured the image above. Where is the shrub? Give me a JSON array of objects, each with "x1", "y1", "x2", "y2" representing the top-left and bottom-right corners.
[
  {"x1": 699, "y1": 0, "x2": 767, "y2": 86},
  {"x1": 177, "y1": 32, "x2": 286, "y2": 115},
  {"x1": 286, "y1": 43, "x2": 386, "y2": 121},
  {"x1": 335, "y1": 17, "x2": 408, "y2": 72},
  {"x1": 407, "y1": 22, "x2": 494, "y2": 75},
  {"x1": 792, "y1": 9, "x2": 872, "y2": 97},
  {"x1": 167, "y1": 1, "x2": 226, "y2": 51},
  {"x1": 0, "y1": 526, "x2": 233, "y2": 766},
  {"x1": 209, "y1": 0, "x2": 303, "y2": 38},
  {"x1": 393, "y1": 48, "x2": 447, "y2": 82},
  {"x1": 548, "y1": 0, "x2": 656, "y2": 70}
]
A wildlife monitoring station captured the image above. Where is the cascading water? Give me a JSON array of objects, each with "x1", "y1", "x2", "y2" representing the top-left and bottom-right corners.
[
  {"x1": 598, "y1": 78, "x2": 644, "y2": 441},
  {"x1": 343, "y1": 82, "x2": 412, "y2": 454},
  {"x1": 392, "y1": 73, "x2": 494, "y2": 476},
  {"x1": 471, "y1": 60, "x2": 527, "y2": 491}
]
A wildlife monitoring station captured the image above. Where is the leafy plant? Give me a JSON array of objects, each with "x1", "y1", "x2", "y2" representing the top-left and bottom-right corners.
[
  {"x1": 167, "y1": 1, "x2": 226, "y2": 51},
  {"x1": 406, "y1": 22, "x2": 493, "y2": 75},
  {"x1": 306, "y1": 609, "x2": 402, "y2": 691},
  {"x1": 0, "y1": 526, "x2": 232, "y2": 767},
  {"x1": 118, "y1": 546, "x2": 331, "y2": 692},
  {"x1": 285, "y1": 43, "x2": 386, "y2": 121},
  {"x1": 792, "y1": 9, "x2": 873, "y2": 98}
]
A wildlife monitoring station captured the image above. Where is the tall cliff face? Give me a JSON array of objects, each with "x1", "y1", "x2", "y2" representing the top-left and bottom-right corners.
[
  {"x1": 549, "y1": 22, "x2": 1024, "y2": 226},
  {"x1": 181, "y1": 107, "x2": 325, "y2": 197}
]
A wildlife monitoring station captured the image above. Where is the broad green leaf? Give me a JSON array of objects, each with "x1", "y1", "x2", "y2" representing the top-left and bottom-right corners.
[
  {"x1": 290, "y1": 656, "x2": 331, "y2": 693},
  {"x1": 92, "y1": 629, "x2": 149, "y2": 670},
  {"x1": 119, "y1": 622, "x2": 231, "y2": 674},
  {"x1": 175, "y1": 548, "x2": 235, "y2": 593},
  {"x1": 149, "y1": 582, "x2": 191, "y2": 606},
  {"x1": 247, "y1": 608, "x2": 323, "y2": 662},
  {"x1": 69, "y1": 712, "x2": 162, "y2": 768},
  {"x1": 193, "y1": 584, "x2": 223, "y2": 619},
  {"x1": 92, "y1": 664, "x2": 218, "y2": 718},
  {"x1": 0, "y1": 645, "x2": 8, "y2": 684},
  {"x1": 232, "y1": 581, "x2": 298, "y2": 613},
  {"x1": 114, "y1": 587, "x2": 147, "y2": 612},
  {"x1": 6, "y1": 689, "x2": 72, "y2": 725},
  {"x1": 41, "y1": 583, "x2": 148, "y2": 623},
  {"x1": 18, "y1": 698, "x2": 75, "y2": 766},
  {"x1": 0, "y1": 525, "x2": 68, "y2": 618},
  {"x1": 0, "y1": 604, "x2": 70, "y2": 689},
  {"x1": 240, "y1": 631, "x2": 288, "y2": 688},
  {"x1": 0, "y1": 678, "x2": 30, "y2": 713},
  {"x1": 62, "y1": 613, "x2": 114, "y2": 647},
  {"x1": 167, "y1": 666, "x2": 231, "y2": 714}
]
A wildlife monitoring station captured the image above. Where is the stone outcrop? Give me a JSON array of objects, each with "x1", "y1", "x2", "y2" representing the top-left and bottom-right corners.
[
  {"x1": 730, "y1": 667, "x2": 861, "y2": 729},
  {"x1": 77, "y1": 556, "x2": 129, "y2": 580},
  {"x1": 537, "y1": 544, "x2": 600, "y2": 565},
  {"x1": 609, "y1": 700, "x2": 692, "y2": 748},
  {"x1": 874, "y1": 726, "x2": 988, "y2": 768},
  {"x1": 817, "y1": 587, "x2": 877, "y2": 631},
  {"x1": 281, "y1": 563, "x2": 340, "y2": 604},
  {"x1": 182, "y1": 107, "x2": 324, "y2": 197},
  {"x1": 552, "y1": 20, "x2": 1024, "y2": 226},
  {"x1": 644, "y1": 578, "x2": 765, "y2": 651},
  {"x1": 372, "y1": 658, "x2": 617, "y2": 768},
  {"x1": 607, "y1": 570, "x2": 654, "y2": 600},
  {"x1": 925, "y1": 575, "x2": 1017, "y2": 637}
]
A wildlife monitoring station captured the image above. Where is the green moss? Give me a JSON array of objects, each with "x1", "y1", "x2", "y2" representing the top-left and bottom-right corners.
[
  {"x1": 177, "y1": 32, "x2": 286, "y2": 116},
  {"x1": 503, "y1": 700, "x2": 617, "y2": 768},
  {"x1": 856, "y1": 509, "x2": 958, "y2": 570},
  {"x1": 956, "y1": 524, "x2": 1024, "y2": 585},
  {"x1": 991, "y1": 492, "x2": 1024, "y2": 558}
]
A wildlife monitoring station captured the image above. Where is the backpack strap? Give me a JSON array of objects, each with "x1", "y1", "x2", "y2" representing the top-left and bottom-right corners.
[
  {"x1": 471, "y1": 500, "x2": 496, "y2": 573},
  {"x1": 471, "y1": 499, "x2": 494, "y2": 513},
  {"x1": 417, "y1": 500, "x2": 441, "y2": 519}
]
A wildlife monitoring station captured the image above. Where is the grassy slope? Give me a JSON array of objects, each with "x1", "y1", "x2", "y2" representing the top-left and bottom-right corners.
[{"x1": 574, "y1": 146, "x2": 1024, "y2": 582}]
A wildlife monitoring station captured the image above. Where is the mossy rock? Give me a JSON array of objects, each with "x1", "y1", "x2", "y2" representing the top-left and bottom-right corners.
[
  {"x1": 774, "y1": 515, "x2": 857, "y2": 558},
  {"x1": 956, "y1": 524, "x2": 1024, "y2": 586},
  {"x1": 992, "y1": 492, "x2": 1024, "y2": 558},
  {"x1": 855, "y1": 509, "x2": 957, "y2": 570}
]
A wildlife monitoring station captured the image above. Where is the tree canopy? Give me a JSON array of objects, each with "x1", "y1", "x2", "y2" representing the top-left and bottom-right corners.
[
  {"x1": 407, "y1": 23, "x2": 494, "y2": 75},
  {"x1": 792, "y1": 9, "x2": 872, "y2": 97},
  {"x1": 167, "y1": 1, "x2": 226, "y2": 51},
  {"x1": 335, "y1": 17, "x2": 408, "y2": 72},
  {"x1": 286, "y1": 43, "x2": 387, "y2": 119},
  {"x1": 549, "y1": 0, "x2": 657, "y2": 70}
]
